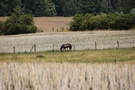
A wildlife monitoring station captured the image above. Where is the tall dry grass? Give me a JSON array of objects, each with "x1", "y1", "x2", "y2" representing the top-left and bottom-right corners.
[{"x1": 0, "y1": 62, "x2": 134, "y2": 90}]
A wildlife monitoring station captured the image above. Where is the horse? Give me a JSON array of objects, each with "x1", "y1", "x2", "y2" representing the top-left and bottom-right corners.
[{"x1": 60, "y1": 43, "x2": 72, "y2": 52}]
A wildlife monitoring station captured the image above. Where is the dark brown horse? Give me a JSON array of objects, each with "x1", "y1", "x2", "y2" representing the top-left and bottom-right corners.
[{"x1": 60, "y1": 43, "x2": 72, "y2": 52}]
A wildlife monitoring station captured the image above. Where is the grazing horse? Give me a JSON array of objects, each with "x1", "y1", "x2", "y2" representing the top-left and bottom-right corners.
[{"x1": 60, "y1": 43, "x2": 72, "y2": 52}]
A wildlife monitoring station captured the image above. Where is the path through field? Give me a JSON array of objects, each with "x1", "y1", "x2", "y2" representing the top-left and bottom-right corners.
[{"x1": 0, "y1": 31, "x2": 135, "y2": 53}]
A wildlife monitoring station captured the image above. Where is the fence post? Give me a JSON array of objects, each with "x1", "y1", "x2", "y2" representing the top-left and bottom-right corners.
[
  {"x1": 117, "y1": 40, "x2": 119, "y2": 49},
  {"x1": 133, "y1": 40, "x2": 134, "y2": 48},
  {"x1": 13, "y1": 46, "x2": 15, "y2": 53},
  {"x1": 30, "y1": 44, "x2": 36, "y2": 52},
  {"x1": 53, "y1": 44, "x2": 54, "y2": 51},
  {"x1": 52, "y1": 27, "x2": 54, "y2": 31},
  {"x1": 95, "y1": 42, "x2": 97, "y2": 50},
  {"x1": 73, "y1": 44, "x2": 75, "y2": 51},
  {"x1": 34, "y1": 44, "x2": 36, "y2": 52}
]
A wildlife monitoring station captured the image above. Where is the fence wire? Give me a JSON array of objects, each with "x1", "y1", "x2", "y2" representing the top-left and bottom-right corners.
[{"x1": 0, "y1": 39, "x2": 135, "y2": 53}]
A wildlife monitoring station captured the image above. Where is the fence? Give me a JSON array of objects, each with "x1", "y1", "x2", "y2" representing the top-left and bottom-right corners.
[{"x1": 1, "y1": 40, "x2": 134, "y2": 53}]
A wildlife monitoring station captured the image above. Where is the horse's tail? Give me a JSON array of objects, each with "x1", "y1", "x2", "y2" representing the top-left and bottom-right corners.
[{"x1": 60, "y1": 45, "x2": 63, "y2": 52}]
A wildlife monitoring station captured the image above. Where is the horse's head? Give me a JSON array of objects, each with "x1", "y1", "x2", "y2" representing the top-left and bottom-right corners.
[{"x1": 69, "y1": 44, "x2": 72, "y2": 50}]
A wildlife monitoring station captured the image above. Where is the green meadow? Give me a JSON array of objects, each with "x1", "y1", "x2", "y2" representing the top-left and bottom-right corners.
[{"x1": 0, "y1": 48, "x2": 135, "y2": 63}]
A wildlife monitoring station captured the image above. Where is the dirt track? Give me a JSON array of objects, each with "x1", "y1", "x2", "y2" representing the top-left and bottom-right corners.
[{"x1": 0, "y1": 31, "x2": 135, "y2": 53}]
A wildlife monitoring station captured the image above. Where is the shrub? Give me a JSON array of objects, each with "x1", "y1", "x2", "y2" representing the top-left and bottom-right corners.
[
  {"x1": 70, "y1": 13, "x2": 135, "y2": 31},
  {"x1": 0, "y1": 21, "x2": 4, "y2": 35},
  {"x1": 69, "y1": 14, "x2": 84, "y2": 31},
  {"x1": 1, "y1": 6, "x2": 37, "y2": 35}
]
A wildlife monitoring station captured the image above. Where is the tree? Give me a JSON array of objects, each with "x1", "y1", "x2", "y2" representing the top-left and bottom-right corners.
[
  {"x1": 1, "y1": 0, "x2": 135, "y2": 16},
  {"x1": 0, "y1": 0, "x2": 8, "y2": 16},
  {"x1": 70, "y1": 14, "x2": 84, "y2": 31},
  {"x1": 2, "y1": 6, "x2": 37, "y2": 35},
  {"x1": 23, "y1": 0, "x2": 56, "y2": 16}
]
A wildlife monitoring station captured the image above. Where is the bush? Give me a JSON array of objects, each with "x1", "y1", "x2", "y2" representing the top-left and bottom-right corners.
[
  {"x1": 69, "y1": 14, "x2": 85, "y2": 31},
  {"x1": 70, "y1": 13, "x2": 135, "y2": 31},
  {"x1": 1, "y1": 6, "x2": 37, "y2": 35},
  {"x1": 0, "y1": 21, "x2": 4, "y2": 35}
]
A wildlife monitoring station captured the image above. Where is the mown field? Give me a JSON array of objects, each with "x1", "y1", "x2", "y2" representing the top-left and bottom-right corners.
[
  {"x1": 0, "y1": 31, "x2": 135, "y2": 53},
  {"x1": 0, "y1": 48, "x2": 135, "y2": 63}
]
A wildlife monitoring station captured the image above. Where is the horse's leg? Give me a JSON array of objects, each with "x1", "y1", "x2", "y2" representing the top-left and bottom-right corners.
[
  {"x1": 68, "y1": 47, "x2": 71, "y2": 51},
  {"x1": 64, "y1": 48, "x2": 66, "y2": 51}
]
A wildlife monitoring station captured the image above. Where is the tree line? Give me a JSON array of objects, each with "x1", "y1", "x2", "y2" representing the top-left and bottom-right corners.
[{"x1": 0, "y1": 0, "x2": 135, "y2": 16}]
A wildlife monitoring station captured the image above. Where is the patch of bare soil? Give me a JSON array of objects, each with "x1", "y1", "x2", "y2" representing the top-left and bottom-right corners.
[
  {"x1": 34, "y1": 17, "x2": 72, "y2": 32},
  {"x1": 0, "y1": 17, "x2": 8, "y2": 21}
]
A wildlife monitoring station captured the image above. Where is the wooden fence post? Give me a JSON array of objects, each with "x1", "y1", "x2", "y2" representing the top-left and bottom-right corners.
[
  {"x1": 53, "y1": 44, "x2": 54, "y2": 51},
  {"x1": 52, "y1": 27, "x2": 54, "y2": 31},
  {"x1": 13, "y1": 46, "x2": 15, "y2": 53},
  {"x1": 30, "y1": 44, "x2": 36, "y2": 52},
  {"x1": 117, "y1": 40, "x2": 119, "y2": 49},
  {"x1": 34, "y1": 44, "x2": 36, "y2": 52},
  {"x1": 95, "y1": 42, "x2": 97, "y2": 50},
  {"x1": 133, "y1": 40, "x2": 134, "y2": 48},
  {"x1": 73, "y1": 44, "x2": 75, "y2": 51}
]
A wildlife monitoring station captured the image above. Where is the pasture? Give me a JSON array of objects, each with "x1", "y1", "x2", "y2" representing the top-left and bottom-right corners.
[
  {"x1": 0, "y1": 48, "x2": 135, "y2": 63},
  {"x1": 0, "y1": 17, "x2": 135, "y2": 90}
]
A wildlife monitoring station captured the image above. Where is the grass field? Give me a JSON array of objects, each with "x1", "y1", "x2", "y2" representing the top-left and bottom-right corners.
[{"x1": 0, "y1": 48, "x2": 135, "y2": 63}]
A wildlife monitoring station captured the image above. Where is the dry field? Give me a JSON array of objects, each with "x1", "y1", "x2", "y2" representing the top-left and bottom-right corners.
[
  {"x1": 0, "y1": 62, "x2": 134, "y2": 90},
  {"x1": 34, "y1": 17, "x2": 72, "y2": 32},
  {"x1": 0, "y1": 31, "x2": 135, "y2": 53},
  {"x1": 0, "y1": 17, "x2": 72, "y2": 32}
]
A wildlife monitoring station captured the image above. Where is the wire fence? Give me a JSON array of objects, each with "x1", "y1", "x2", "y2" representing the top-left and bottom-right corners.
[{"x1": 0, "y1": 39, "x2": 135, "y2": 53}]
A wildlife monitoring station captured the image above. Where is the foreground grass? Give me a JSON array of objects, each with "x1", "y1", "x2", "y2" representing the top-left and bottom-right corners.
[{"x1": 0, "y1": 48, "x2": 135, "y2": 63}]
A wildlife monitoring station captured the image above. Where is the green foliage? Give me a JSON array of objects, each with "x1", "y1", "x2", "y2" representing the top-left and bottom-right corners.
[
  {"x1": 22, "y1": 0, "x2": 57, "y2": 16},
  {"x1": 0, "y1": 0, "x2": 135, "y2": 16},
  {"x1": 0, "y1": 0, "x2": 8, "y2": 16},
  {"x1": 0, "y1": 21, "x2": 4, "y2": 35},
  {"x1": 70, "y1": 13, "x2": 135, "y2": 31},
  {"x1": 130, "y1": 8, "x2": 135, "y2": 15},
  {"x1": 70, "y1": 14, "x2": 85, "y2": 31},
  {"x1": 1, "y1": 6, "x2": 37, "y2": 35}
]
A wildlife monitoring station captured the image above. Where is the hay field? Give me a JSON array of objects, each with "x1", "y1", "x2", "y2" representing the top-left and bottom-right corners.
[
  {"x1": 34, "y1": 17, "x2": 72, "y2": 32},
  {"x1": 0, "y1": 31, "x2": 135, "y2": 53},
  {"x1": 0, "y1": 17, "x2": 72, "y2": 32}
]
